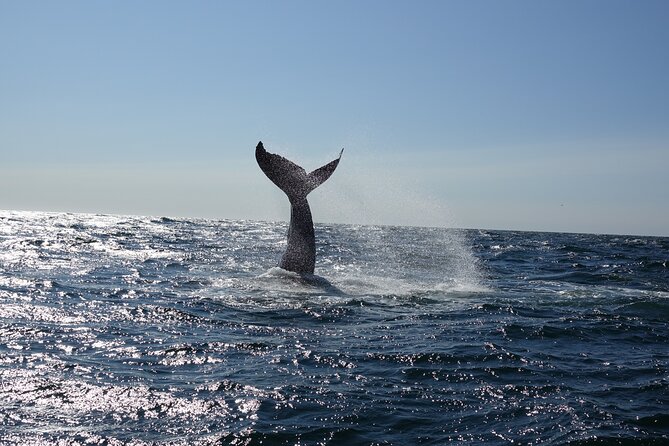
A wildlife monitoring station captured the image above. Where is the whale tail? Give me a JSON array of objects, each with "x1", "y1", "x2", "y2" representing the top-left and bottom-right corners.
[
  {"x1": 255, "y1": 141, "x2": 342, "y2": 274},
  {"x1": 255, "y1": 141, "x2": 343, "y2": 201}
]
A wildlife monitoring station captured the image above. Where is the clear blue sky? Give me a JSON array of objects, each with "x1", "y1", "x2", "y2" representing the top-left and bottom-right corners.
[{"x1": 2, "y1": 1, "x2": 668, "y2": 235}]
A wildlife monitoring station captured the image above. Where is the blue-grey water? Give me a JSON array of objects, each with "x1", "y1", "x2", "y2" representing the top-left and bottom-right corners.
[{"x1": 1, "y1": 210, "x2": 667, "y2": 445}]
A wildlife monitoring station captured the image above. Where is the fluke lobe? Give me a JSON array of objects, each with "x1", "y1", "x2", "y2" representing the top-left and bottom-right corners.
[{"x1": 255, "y1": 141, "x2": 343, "y2": 274}]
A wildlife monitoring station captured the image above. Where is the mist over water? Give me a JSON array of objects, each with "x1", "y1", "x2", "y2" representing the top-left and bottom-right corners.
[{"x1": 1, "y1": 210, "x2": 667, "y2": 445}]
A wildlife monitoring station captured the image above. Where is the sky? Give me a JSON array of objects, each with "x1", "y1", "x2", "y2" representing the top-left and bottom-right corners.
[{"x1": 1, "y1": 0, "x2": 668, "y2": 236}]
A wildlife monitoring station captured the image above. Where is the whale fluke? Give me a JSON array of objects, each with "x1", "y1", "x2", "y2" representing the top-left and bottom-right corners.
[{"x1": 255, "y1": 141, "x2": 343, "y2": 274}]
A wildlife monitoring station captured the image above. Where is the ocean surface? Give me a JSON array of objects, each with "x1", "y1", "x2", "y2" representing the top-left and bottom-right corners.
[{"x1": 0, "y1": 210, "x2": 667, "y2": 445}]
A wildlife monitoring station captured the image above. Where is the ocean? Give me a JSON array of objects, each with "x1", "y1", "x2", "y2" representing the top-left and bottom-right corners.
[{"x1": 0, "y1": 210, "x2": 667, "y2": 445}]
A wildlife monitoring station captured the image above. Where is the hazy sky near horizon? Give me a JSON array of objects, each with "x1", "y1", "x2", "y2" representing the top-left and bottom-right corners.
[{"x1": 1, "y1": 1, "x2": 668, "y2": 236}]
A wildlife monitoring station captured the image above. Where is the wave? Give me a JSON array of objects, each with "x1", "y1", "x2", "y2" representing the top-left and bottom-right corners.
[
  {"x1": 251, "y1": 267, "x2": 489, "y2": 301},
  {"x1": 2, "y1": 211, "x2": 668, "y2": 445}
]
